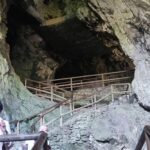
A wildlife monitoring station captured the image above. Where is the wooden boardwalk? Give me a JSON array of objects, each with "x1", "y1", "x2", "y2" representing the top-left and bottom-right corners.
[
  {"x1": 9, "y1": 70, "x2": 134, "y2": 135},
  {"x1": 25, "y1": 70, "x2": 134, "y2": 102},
  {"x1": 11, "y1": 83, "x2": 133, "y2": 135},
  {"x1": 41, "y1": 16, "x2": 66, "y2": 26}
]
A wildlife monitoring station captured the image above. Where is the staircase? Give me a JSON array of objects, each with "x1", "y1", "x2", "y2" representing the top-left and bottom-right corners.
[
  {"x1": 9, "y1": 70, "x2": 134, "y2": 134},
  {"x1": 25, "y1": 69, "x2": 134, "y2": 103},
  {"x1": 11, "y1": 82, "x2": 132, "y2": 135},
  {"x1": 25, "y1": 80, "x2": 68, "y2": 102}
]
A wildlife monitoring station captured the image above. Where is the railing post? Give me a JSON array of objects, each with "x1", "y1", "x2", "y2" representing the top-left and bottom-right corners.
[
  {"x1": 94, "y1": 94, "x2": 97, "y2": 111},
  {"x1": 111, "y1": 85, "x2": 114, "y2": 102},
  {"x1": 129, "y1": 83, "x2": 132, "y2": 95},
  {"x1": 102, "y1": 74, "x2": 105, "y2": 87},
  {"x1": 16, "y1": 121, "x2": 20, "y2": 134},
  {"x1": 70, "y1": 90, "x2": 74, "y2": 116},
  {"x1": 32, "y1": 131, "x2": 48, "y2": 150},
  {"x1": 62, "y1": 93, "x2": 65, "y2": 98},
  {"x1": 72, "y1": 101, "x2": 74, "y2": 111},
  {"x1": 81, "y1": 80, "x2": 83, "y2": 88},
  {"x1": 51, "y1": 85, "x2": 53, "y2": 102},
  {"x1": 40, "y1": 116, "x2": 44, "y2": 126},
  {"x1": 70, "y1": 78, "x2": 73, "y2": 91},
  {"x1": 25, "y1": 79, "x2": 27, "y2": 87},
  {"x1": 35, "y1": 89, "x2": 38, "y2": 95},
  {"x1": 60, "y1": 106, "x2": 63, "y2": 127},
  {"x1": 39, "y1": 83, "x2": 41, "y2": 94},
  {"x1": 91, "y1": 96, "x2": 94, "y2": 107},
  {"x1": 70, "y1": 99, "x2": 72, "y2": 116},
  {"x1": 70, "y1": 99, "x2": 74, "y2": 116}
]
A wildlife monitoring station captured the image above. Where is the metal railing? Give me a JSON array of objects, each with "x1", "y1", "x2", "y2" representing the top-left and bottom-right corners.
[
  {"x1": 11, "y1": 83, "x2": 132, "y2": 134},
  {"x1": 43, "y1": 83, "x2": 132, "y2": 131},
  {"x1": 25, "y1": 70, "x2": 134, "y2": 102},
  {"x1": 25, "y1": 80, "x2": 69, "y2": 102},
  {"x1": 46, "y1": 69, "x2": 134, "y2": 91}
]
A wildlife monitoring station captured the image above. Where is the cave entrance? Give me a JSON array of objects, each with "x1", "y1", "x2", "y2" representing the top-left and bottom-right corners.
[
  {"x1": 6, "y1": 2, "x2": 134, "y2": 82},
  {"x1": 39, "y1": 17, "x2": 135, "y2": 79}
]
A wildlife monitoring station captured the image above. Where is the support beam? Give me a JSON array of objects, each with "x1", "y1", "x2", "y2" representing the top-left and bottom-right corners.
[
  {"x1": 0, "y1": 133, "x2": 41, "y2": 142},
  {"x1": 32, "y1": 132, "x2": 48, "y2": 150},
  {"x1": 42, "y1": 16, "x2": 66, "y2": 26}
]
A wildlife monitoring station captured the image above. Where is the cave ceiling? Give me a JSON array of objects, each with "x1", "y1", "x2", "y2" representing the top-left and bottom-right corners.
[
  {"x1": 38, "y1": 17, "x2": 111, "y2": 60},
  {"x1": 7, "y1": 0, "x2": 134, "y2": 79}
]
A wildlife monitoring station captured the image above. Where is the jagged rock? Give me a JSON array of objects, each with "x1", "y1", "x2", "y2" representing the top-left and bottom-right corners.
[
  {"x1": 0, "y1": 0, "x2": 57, "y2": 131},
  {"x1": 48, "y1": 101, "x2": 150, "y2": 150},
  {"x1": 1, "y1": 1, "x2": 150, "y2": 149},
  {"x1": 81, "y1": 0, "x2": 150, "y2": 105},
  {"x1": 10, "y1": 25, "x2": 58, "y2": 81}
]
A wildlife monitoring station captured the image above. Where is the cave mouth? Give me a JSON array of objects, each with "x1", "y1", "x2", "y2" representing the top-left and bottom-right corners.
[{"x1": 6, "y1": 2, "x2": 134, "y2": 82}]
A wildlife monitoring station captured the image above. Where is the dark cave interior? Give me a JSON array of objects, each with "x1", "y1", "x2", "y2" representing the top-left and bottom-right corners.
[{"x1": 6, "y1": 2, "x2": 134, "y2": 81}]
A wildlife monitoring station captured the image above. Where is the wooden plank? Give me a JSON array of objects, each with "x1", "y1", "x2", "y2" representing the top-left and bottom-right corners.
[
  {"x1": 32, "y1": 132, "x2": 47, "y2": 150},
  {"x1": 56, "y1": 76, "x2": 132, "y2": 89},
  {"x1": 25, "y1": 70, "x2": 134, "y2": 88},
  {"x1": 0, "y1": 133, "x2": 40, "y2": 142},
  {"x1": 42, "y1": 16, "x2": 66, "y2": 26},
  {"x1": 27, "y1": 86, "x2": 66, "y2": 100},
  {"x1": 48, "y1": 69, "x2": 134, "y2": 82},
  {"x1": 25, "y1": 70, "x2": 134, "y2": 92}
]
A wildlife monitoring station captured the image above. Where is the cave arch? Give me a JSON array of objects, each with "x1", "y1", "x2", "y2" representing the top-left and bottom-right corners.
[{"x1": 6, "y1": 4, "x2": 134, "y2": 81}]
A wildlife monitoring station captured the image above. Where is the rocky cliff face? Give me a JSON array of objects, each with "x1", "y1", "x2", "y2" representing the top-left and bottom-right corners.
[
  {"x1": 10, "y1": 25, "x2": 58, "y2": 81},
  {"x1": 79, "y1": 0, "x2": 150, "y2": 105},
  {"x1": 0, "y1": 0, "x2": 150, "y2": 139},
  {"x1": 49, "y1": 101, "x2": 149, "y2": 150},
  {"x1": 0, "y1": 0, "x2": 53, "y2": 124}
]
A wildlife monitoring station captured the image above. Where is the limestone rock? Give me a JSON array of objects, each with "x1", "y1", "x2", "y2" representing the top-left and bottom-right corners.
[
  {"x1": 81, "y1": 0, "x2": 150, "y2": 105},
  {"x1": 0, "y1": 0, "x2": 56, "y2": 130},
  {"x1": 49, "y1": 102, "x2": 150, "y2": 150}
]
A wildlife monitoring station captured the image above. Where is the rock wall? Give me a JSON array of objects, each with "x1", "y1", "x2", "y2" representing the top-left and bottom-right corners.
[
  {"x1": 81, "y1": 0, "x2": 150, "y2": 105},
  {"x1": 0, "y1": 0, "x2": 54, "y2": 126},
  {"x1": 10, "y1": 25, "x2": 58, "y2": 81},
  {"x1": 49, "y1": 109, "x2": 96, "y2": 150},
  {"x1": 49, "y1": 102, "x2": 150, "y2": 150}
]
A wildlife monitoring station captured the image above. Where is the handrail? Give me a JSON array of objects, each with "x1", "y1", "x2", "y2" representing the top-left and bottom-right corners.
[
  {"x1": 25, "y1": 79, "x2": 69, "y2": 94},
  {"x1": 47, "y1": 69, "x2": 134, "y2": 82},
  {"x1": 32, "y1": 131, "x2": 48, "y2": 150},
  {"x1": 10, "y1": 85, "x2": 104, "y2": 125},
  {"x1": 27, "y1": 86, "x2": 66, "y2": 101},
  {"x1": 41, "y1": 85, "x2": 112, "y2": 117},
  {"x1": 0, "y1": 132, "x2": 48, "y2": 150},
  {"x1": 45, "y1": 92, "x2": 112, "y2": 127},
  {"x1": 11, "y1": 83, "x2": 132, "y2": 125},
  {"x1": 43, "y1": 83, "x2": 132, "y2": 129},
  {"x1": 55, "y1": 76, "x2": 132, "y2": 88},
  {"x1": 0, "y1": 132, "x2": 45, "y2": 142},
  {"x1": 16, "y1": 71, "x2": 133, "y2": 133},
  {"x1": 25, "y1": 70, "x2": 133, "y2": 103},
  {"x1": 12, "y1": 83, "x2": 131, "y2": 136},
  {"x1": 10, "y1": 94, "x2": 72, "y2": 125},
  {"x1": 25, "y1": 70, "x2": 133, "y2": 88}
]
